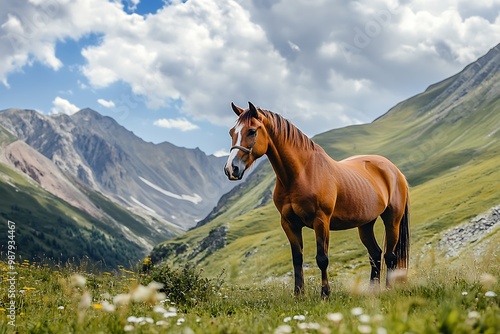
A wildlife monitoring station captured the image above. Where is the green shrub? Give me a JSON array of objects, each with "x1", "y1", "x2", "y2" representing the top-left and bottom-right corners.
[{"x1": 141, "y1": 263, "x2": 223, "y2": 308}]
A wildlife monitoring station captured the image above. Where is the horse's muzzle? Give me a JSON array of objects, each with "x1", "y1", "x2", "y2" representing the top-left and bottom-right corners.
[{"x1": 224, "y1": 161, "x2": 245, "y2": 180}]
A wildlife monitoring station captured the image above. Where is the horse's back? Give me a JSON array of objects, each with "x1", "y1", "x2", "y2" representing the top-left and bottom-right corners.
[
  {"x1": 330, "y1": 154, "x2": 407, "y2": 228},
  {"x1": 339, "y1": 154, "x2": 404, "y2": 183}
]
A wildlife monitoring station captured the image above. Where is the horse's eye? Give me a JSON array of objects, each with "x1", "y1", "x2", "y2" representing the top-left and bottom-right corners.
[{"x1": 248, "y1": 129, "x2": 257, "y2": 136}]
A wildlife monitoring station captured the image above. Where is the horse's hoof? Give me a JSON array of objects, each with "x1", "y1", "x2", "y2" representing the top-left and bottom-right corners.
[
  {"x1": 294, "y1": 286, "x2": 305, "y2": 296},
  {"x1": 321, "y1": 286, "x2": 330, "y2": 299}
]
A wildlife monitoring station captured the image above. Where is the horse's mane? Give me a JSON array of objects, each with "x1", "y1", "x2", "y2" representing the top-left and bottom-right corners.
[{"x1": 240, "y1": 107, "x2": 316, "y2": 151}]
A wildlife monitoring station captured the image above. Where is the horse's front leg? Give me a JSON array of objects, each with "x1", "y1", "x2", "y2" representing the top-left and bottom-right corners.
[
  {"x1": 313, "y1": 216, "x2": 331, "y2": 298},
  {"x1": 281, "y1": 218, "x2": 304, "y2": 295}
]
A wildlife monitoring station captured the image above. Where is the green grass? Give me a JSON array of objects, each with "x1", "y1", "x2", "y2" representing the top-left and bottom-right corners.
[{"x1": 0, "y1": 253, "x2": 498, "y2": 333}]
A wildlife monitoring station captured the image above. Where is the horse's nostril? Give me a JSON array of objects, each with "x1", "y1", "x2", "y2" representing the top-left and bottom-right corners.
[{"x1": 232, "y1": 165, "x2": 239, "y2": 176}]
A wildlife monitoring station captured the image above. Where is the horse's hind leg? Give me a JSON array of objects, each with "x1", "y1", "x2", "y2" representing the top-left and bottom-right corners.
[
  {"x1": 313, "y1": 216, "x2": 331, "y2": 298},
  {"x1": 358, "y1": 220, "x2": 382, "y2": 284},
  {"x1": 381, "y1": 208, "x2": 404, "y2": 287}
]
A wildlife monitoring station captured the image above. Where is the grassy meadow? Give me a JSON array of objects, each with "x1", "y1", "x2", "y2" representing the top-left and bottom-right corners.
[{"x1": 0, "y1": 250, "x2": 498, "y2": 333}]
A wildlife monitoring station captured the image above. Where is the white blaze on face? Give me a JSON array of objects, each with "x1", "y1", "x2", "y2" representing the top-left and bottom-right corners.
[{"x1": 225, "y1": 123, "x2": 243, "y2": 173}]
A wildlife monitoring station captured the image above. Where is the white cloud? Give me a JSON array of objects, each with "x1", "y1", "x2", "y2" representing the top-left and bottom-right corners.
[
  {"x1": 153, "y1": 118, "x2": 199, "y2": 131},
  {"x1": 1, "y1": 0, "x2": 499, "y2": 138},
  {"x1": 0, "y1": 0, "x2": 128, "y2": 86},
  {"x1": 51, "y1": 97, "x2": 80, "y2": 115},
  {"x1": 288, "y1": 40, "x2": 300, "y2": 52},
  {"x1": 213, "y1": 149, "x2": 229, "y2": 157},
  {"x1": 81, "y1": 0, "x2": 288, "y2": 124},
  {"x1": 97, "y1": 98, "x2": 115, "y2": 108}
]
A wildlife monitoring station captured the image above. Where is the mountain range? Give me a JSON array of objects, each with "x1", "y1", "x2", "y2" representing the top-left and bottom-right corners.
[
  {"x1": 150, "y1": 43, "x2": 500, "y2": 282},
  {"x1": 0, "y1": 108, "x2": 235, "y2": 266}
]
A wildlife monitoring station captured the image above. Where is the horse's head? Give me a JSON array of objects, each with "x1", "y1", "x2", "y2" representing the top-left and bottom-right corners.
[{"x1": 224, "y1": 102, "x2": 269, "y2": 180}]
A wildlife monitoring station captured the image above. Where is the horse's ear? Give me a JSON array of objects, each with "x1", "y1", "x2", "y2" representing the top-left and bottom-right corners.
[
  {"x1": 231, "y1": 102, "x2": 244, "y2": 116},
  {"x1": 248, "y1": 101, "x2": 259, "y2": 118}
]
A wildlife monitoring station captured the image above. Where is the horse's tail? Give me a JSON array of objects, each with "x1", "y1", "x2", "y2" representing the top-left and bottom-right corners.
[{"x1": 395, "y1": 194, "x2": 410, "y2": 270}]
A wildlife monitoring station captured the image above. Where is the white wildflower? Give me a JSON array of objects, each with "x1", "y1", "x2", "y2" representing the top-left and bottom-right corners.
[
  {"x1": 480, "y1": 273, "x2": 497, "y2": 290},
  {"x1": 327, "y1": 312, "x2": 343, "y2": 323},
  {"x1": 283, "y1": 316, "x2": 292, "y2": 323},
  {"x1": 387, "y1": 269, "x2": 407, "y2": 285},
  {"x1": 57, "y1": 306, "x2": 65, "y2": 310},
  {"x1": 156, "y1": 320, "x2": 167, "y2": 326},
  {"x1": 351, "y1": 307, "x2": 364, "y2": 316},
  {"x1": 485, "y1": 291, "x2": 497, "y2": 297},
  {"x1": 358, "y1": 324, "x2": 372, "y2": 334},
  {"x1": 298, "y1": 322, "x2": 321, "y2": 330},
  {"x1": 131, "y1": 285, "x2": 152, "y2": 302},
  {"x1": 462, "y1": 291, "x2": 468, "y2": 296},
  {"x1": 274, "y1": 324, "x2": 292, "y2": 334},
  {"x1": 130, "y1": 282, "x2": 166, "y2": 303},
  {"x1": 182, "y1": 327, "x2": 195, "y2": 334},
  {"x1": 468, "y1": 311, "x2": 480, "y2": 319},
  {"x1": 153, "y1": 306, "x2": 167, "y2": 314},
  {"x1": 113, "y1": 293, "x2": 131, "y2": 306},
  {"x1": 78, "y1": 291, "x2": 91, "y2": 310},
  {"x1": 127, "y1": 316, "x2": 139, "y2": 323},
  {"x1": 163, "y1": 307, "x2": 178, "y2": 318},
  {"x1": 377, "y1": 327, "x2": 388, "y2": 334},
  {"x1": 148, "y1": 281, "x2": 164, "y2": 290},
  {"x1": 359, "y1": 314, "x2": 371, "y2": 323},
  {"x1": 123, "y1": 324, "x2": 134, "y2": 332},
  {"x1": 293, "y1": 314, "x2": 306, "y2": 321},
  {"x1": 101, "y1": 300, "x2": 116, "y2": 313},
  {"x1": 177, "y1": 317, "x2": 185, "y2": 325},
  {"x1": 70, "y1": 274, "x2": 87, "y2": 288}
]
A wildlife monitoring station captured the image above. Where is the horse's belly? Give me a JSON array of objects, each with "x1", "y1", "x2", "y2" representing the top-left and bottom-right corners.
[
  {"x1": 330, "y1": 195, "x2": 385, "y2": 230},
  {"x1": 329, "y1": 216, "x2": 375, "y2": 230}
]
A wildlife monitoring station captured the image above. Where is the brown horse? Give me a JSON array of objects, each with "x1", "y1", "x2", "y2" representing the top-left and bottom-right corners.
[{"x1": 224, "y1": 102, "x2": 410, "y2": 297}]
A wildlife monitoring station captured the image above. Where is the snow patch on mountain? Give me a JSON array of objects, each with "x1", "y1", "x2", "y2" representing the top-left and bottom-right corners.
[
  {"x1": 130, "y1": 196, "x2": 156, "y2": 214},
  {"x1": 139, "y1": 176, "x2": 203, "y2": 204}
]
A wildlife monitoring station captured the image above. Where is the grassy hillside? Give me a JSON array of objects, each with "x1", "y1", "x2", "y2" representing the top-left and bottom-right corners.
[
  {"x1": 0, "y1": 160, "x2": 159, "y2": 268},
  {"x1": 151, "y1": 49, "x2": 500, "y2": 285}
]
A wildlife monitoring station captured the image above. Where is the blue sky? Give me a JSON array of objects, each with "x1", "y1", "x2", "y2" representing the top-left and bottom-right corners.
[{"x1": 1, "y1": 0, "x2": 499, "y2": 156}]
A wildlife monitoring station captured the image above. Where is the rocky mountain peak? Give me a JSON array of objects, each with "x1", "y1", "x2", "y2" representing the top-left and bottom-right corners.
[
  {"x1": 0, "y1": 108, "x2": 235, "y2": 230},
  {"x1": 426, "y1": 43, "x2": 500, "y2": 113},
  {"x1": 70, "y1": 108, "x2": 104, "y2": 121}
]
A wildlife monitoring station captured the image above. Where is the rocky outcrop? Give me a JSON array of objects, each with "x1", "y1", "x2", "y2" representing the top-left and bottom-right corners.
[
  {"x1": 150, "y1": 225, "x2": 228, "y2": 264},
  {"x1": 4, "y1": 140, "x2": 102, "y2": 217},
  {"x1": 188, "y1": 225, "x2": 228, "y2": 260},
  {"x1": 438, "y1": 205, "x2": 500, "y2": 258}
]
